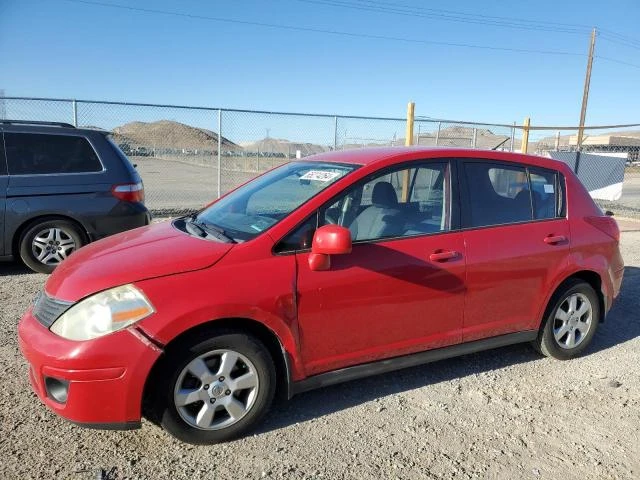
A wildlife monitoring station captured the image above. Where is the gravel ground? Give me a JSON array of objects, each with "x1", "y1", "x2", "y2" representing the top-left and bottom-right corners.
[{"x1": 1, "y1": 228, "x2": 639, "y2": 480}]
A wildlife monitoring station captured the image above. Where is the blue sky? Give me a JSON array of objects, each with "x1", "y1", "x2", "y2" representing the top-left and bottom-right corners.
[{"x1": 1, "y1": 0, "x2": 639, "y2": 129}]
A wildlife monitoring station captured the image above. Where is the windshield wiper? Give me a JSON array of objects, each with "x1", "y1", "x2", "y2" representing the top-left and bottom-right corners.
[{"x1": 185, "y1": 215, "x2": 236, "y2": 243}]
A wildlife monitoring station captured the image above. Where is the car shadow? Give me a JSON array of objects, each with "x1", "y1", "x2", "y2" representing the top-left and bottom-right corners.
[
  {"x1": 255, "y1": 266, "x2": 640, "y2": 436},
  {"x1": 0, "y1": 261, "x2": 37, "y2": 277}
]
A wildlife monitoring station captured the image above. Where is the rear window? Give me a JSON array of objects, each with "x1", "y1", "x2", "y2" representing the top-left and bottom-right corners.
[{"x1": 4, "y1": 132, "x2": 103, "y2": 175}]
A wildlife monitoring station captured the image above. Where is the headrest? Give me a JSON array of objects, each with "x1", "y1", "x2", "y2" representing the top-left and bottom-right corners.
[{"x1": 372, "y1": 181, "x2": 398, "y2": 207}]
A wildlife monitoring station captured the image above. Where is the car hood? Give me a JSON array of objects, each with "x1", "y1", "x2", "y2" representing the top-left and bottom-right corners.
[{"x1": 45, "y1": 221, "x2": 234, "y2": 302}]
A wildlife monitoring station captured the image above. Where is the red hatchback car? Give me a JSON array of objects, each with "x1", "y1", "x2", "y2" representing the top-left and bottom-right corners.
[{"x1": 19, "y1": 147, "x2": 624, "y2": 444}]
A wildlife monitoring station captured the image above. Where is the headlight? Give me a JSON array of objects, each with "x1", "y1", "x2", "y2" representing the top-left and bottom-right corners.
[{"x1": 50, "y1": 284, "x2": 155, "y2": 341}]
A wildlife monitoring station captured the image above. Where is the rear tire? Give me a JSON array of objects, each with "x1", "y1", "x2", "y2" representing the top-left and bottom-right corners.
[
  {"x1": 156, "y1": 331, "x2": 276, "y2": 445},
  {"x1": 534, "y1": 279, "x2": 600, "y2": 360},
  {"x1": 19, "y1": 219, "x2": 85, "y2": 274}
]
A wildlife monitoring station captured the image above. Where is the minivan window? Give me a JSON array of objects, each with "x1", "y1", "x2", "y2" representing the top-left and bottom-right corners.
[
  {"x1": 4, "y1": 133, "x2": 102, "y2": 175},
  {"x1": 196, "y1": 161, "x2": 356, "y2": 242},
  {"x1": 0, "y1": 133, "x2": 7, "y2": 175},
  {"x1": 464, "y1": 162, "x2": 532, "y2": 227}
]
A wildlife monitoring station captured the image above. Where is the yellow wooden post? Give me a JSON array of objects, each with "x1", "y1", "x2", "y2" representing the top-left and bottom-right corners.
[
  {"x1": 405, "y1": 102, "x2": 415, "y2": 147},
  {"x1": 401, "y1": 102, "x2": 415, "y2": 202},
  {"x1": 521, "y1": 117, "x2": 530, "y2": 154}
]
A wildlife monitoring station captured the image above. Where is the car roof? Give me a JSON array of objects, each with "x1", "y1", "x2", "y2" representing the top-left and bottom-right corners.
[
  {"x1": 305, "y1": 146, "x2": 568, "y2": 171},
  {"x1": 0, "y1": 121, "x2": 108, "y2": 136}
]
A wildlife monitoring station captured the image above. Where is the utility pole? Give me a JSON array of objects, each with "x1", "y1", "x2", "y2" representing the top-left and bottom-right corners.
[{"x1": 577, "y1": 28, "x2": 596, "y2": 150}]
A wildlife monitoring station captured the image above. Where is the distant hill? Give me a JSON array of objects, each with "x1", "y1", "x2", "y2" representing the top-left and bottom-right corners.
[
  {"x1": 112, "y1": 120, "x2": 239, "y2": 150},
  {"x1": 241, "y1": 137, "x2": 329, "y2": 156}
]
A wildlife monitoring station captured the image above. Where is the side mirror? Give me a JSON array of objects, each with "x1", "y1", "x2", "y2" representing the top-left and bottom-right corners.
[{"x1": 308, "y1": 225, "x2": 352, "y2": 271}]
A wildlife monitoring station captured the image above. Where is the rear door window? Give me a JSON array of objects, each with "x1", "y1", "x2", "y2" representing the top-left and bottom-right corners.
[
  {"x1": 463, "y1": 162, "x2": 532, "y2": 227},
  {"x1": 4, "y1": 133, "x2": 102, "y2": 175},
  {"x1": 529, "y1": 168, "x2": 562, "y2": 219}
]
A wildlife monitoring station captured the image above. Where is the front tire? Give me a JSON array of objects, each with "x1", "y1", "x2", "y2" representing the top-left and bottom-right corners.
[
  {"x1": 19, "y1": 219, "x2": 85, "y2": 274},
  {"x1": 157, "y1": 331, "x2": 276, "y2": 444},
  {"x1": 535, "y1": 279, "x2": 600, "y2": 360}
]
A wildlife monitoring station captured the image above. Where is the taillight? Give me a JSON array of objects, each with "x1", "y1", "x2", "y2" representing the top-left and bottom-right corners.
[
  {"x1": 111, "y1": 182, "x2": 145, "y2": 203},
  {"x1": 585, "y1": 216, "x2": 620, "y2": 242}
]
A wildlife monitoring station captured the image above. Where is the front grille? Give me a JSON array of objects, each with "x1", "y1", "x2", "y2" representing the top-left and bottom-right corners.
[{"x1": 32, "y1": 292, "x2": 73, "y2": 329}]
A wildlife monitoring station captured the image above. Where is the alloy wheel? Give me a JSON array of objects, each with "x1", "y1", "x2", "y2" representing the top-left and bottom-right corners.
[
  {"x1": 174, "y1": 349, "x2": 259, "y2": 430},
  {"x1": 31, "y1": 227, "x2": 77, "y2": 265},
  {"x1": 553, "y1": 293, "x2": 593, "y2": 349}
]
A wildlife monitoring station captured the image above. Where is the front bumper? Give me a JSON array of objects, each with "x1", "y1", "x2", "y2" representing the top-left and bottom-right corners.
[{"x1": 18, "y1": 309, "x2": 162, "y2": 427}]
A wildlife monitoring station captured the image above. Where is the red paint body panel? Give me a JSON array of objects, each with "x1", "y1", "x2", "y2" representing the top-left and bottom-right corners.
[
  {"x1": 296, "y1": 232, "x2": 466, "y2": 375},
  {"x1": 462, "y1": 219, "x2": 570, "y2": 341},
  {"x1": 47, "y1": 221, "x2": 233, "y2": 302},
  {"x1": 18, "y1": 310, "x2": 160, "y2": 424},
  {"x1": 17, "y1": 147, "x2": 624, "y2": 428}
]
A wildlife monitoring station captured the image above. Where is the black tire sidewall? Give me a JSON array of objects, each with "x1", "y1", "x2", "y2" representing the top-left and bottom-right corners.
[
  {"x1": 159, "y1": 332, "x2": 276, "y2": 445},
  {"x1": 539, "y1": 281, "x2": 600, "y2": 360},
  {"x1": 19, "y1": 220, "x2": 85, "y2": 274}
]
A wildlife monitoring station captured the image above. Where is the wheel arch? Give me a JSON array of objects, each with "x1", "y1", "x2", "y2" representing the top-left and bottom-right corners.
[
  {"x1": 141, "y1": 317, "x2": 294, "y2": 424},
  {"x1": 541, "y1": 270, "x2": 605, "y2": 329},
  {"x1": 12, "y1": 214, "x2": 90, "y2": 256}
]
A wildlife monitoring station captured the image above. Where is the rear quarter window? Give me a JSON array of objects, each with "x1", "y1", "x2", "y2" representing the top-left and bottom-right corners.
[
  {"x1": 4, "y1": 132, "x2": 103, "y2": 175},
  {"x1": 529, "y1": 168, "x2": 564, "y2": 219}
]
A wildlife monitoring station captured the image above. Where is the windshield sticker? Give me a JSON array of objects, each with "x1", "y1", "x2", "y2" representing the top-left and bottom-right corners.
[
  {"x1": 300, "y1": 170, "x2": 342, "y2": 182},
  {"x1": 543, "y1": 184, "x2": 555, "y2": 193}
]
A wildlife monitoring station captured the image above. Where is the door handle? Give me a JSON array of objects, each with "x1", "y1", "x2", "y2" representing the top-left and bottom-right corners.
[
  {"x1": 429, "y1": 250, "x2": 459, "y2": 262},
  {"x1": 544, "y1": 235, "x2": 567, "y2": 245}
]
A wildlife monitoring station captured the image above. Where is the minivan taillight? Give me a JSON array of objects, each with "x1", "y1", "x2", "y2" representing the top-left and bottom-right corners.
[
  {"x1": 585, "y1": 216, "x2": 620, "y2": 242},
  {"x1": 111, "y1": 182, "x2": 145, "y2": 203}
]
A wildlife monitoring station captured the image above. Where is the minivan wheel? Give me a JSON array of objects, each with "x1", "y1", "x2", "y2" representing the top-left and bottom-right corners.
[
  {"x1": 19, "y1": 220, "x2": 85, "y2": 274},
  {"x1": 158, "y1": 332, "x2": 276, "y2": 444},
  {"x1": 535, "y1": 279, "x2": 600, "y2": 360}
]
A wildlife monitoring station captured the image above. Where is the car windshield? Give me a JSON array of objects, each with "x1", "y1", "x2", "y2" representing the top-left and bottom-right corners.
[{"x1": 194, "y1": 161, "x2": 356, "y2": 242}]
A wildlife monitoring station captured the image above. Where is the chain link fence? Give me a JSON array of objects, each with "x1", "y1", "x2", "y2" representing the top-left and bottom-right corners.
[{"x1": 1, "y1": 97, "x2": 638, "y2": 217}]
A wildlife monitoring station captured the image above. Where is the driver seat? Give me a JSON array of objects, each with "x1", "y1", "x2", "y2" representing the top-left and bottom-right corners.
[{"x1": 349, "y1": 182, "x2": 403, "y2": 241}]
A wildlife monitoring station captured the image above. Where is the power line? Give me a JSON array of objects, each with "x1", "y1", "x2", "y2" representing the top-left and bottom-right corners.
[
  {"x1": 299, "y1": 1, "x2": 640, "y2": 53},
  {"x1": 596, "y1": 55, "x2": 640, "y2": 70},
  {"x1": 60, "y1": 0, "x2": 585, "y2": 56},
  {"x1": 598, "y1": 28, "x2": 640, "y2": 48},
  {"x1": 599, "y1": 33, "x2": 640, "y2": 51},
  {"x1": 295, "y1": 0, "x2": 591, "y2": 34},
  {"x1": 350, "y1": 0, "x2": 596, "y2": 30},
  {"x1": 60, "y1": 0, "x2": 640, "y2": 69}
]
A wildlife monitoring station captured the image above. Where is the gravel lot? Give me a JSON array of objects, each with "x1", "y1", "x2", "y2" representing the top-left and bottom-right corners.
[{"x1": 1, "y1": 226, "x2": 639, "y2": 480}]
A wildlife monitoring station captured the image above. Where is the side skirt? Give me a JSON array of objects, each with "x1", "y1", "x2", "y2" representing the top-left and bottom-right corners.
[{"x1": 291, "y1": 330, "x2": 538, "y2": 396}]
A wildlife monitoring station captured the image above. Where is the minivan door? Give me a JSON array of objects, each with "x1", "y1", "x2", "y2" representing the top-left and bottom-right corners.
[{"x1": 460, "y1": 160, "x2": 570, "y2": 342}]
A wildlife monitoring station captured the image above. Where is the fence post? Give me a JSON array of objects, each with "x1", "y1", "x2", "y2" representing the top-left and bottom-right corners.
[
  {"x1": 405, "y1": 102, "x2": 415, "y2": 146},
  {"x1": 217, "y1": 109, "x2": 222, "y2": 198},
  {"x1": 521, "y1": 117, "x2": 531, "y2": 154},
  {"x1": 333, "y1": 116, "x2": 338, "y2": 150},
  {"x1": 435, "y1": 122, "x2": 441, "y2": 146},
  {"x1": 72, "y1": 100, "x2": 78, "y2": 127},
  {"x1": 472, "y1": 128, "x2": 477, "y2": 148},
  {"x1": 510, "y1": 122, "x2": 515, "y2": 152},
  {"x1": 402, "y1": 102, "x2": 415, "y2": 202},
  {"x1": 555, "y1": 131, "x2": 561, "y2": 151}
]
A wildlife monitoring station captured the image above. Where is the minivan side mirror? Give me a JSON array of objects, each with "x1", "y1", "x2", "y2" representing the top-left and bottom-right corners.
[{"x1": 308, "y1": 225, "x2": 352, "y2": 271}]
